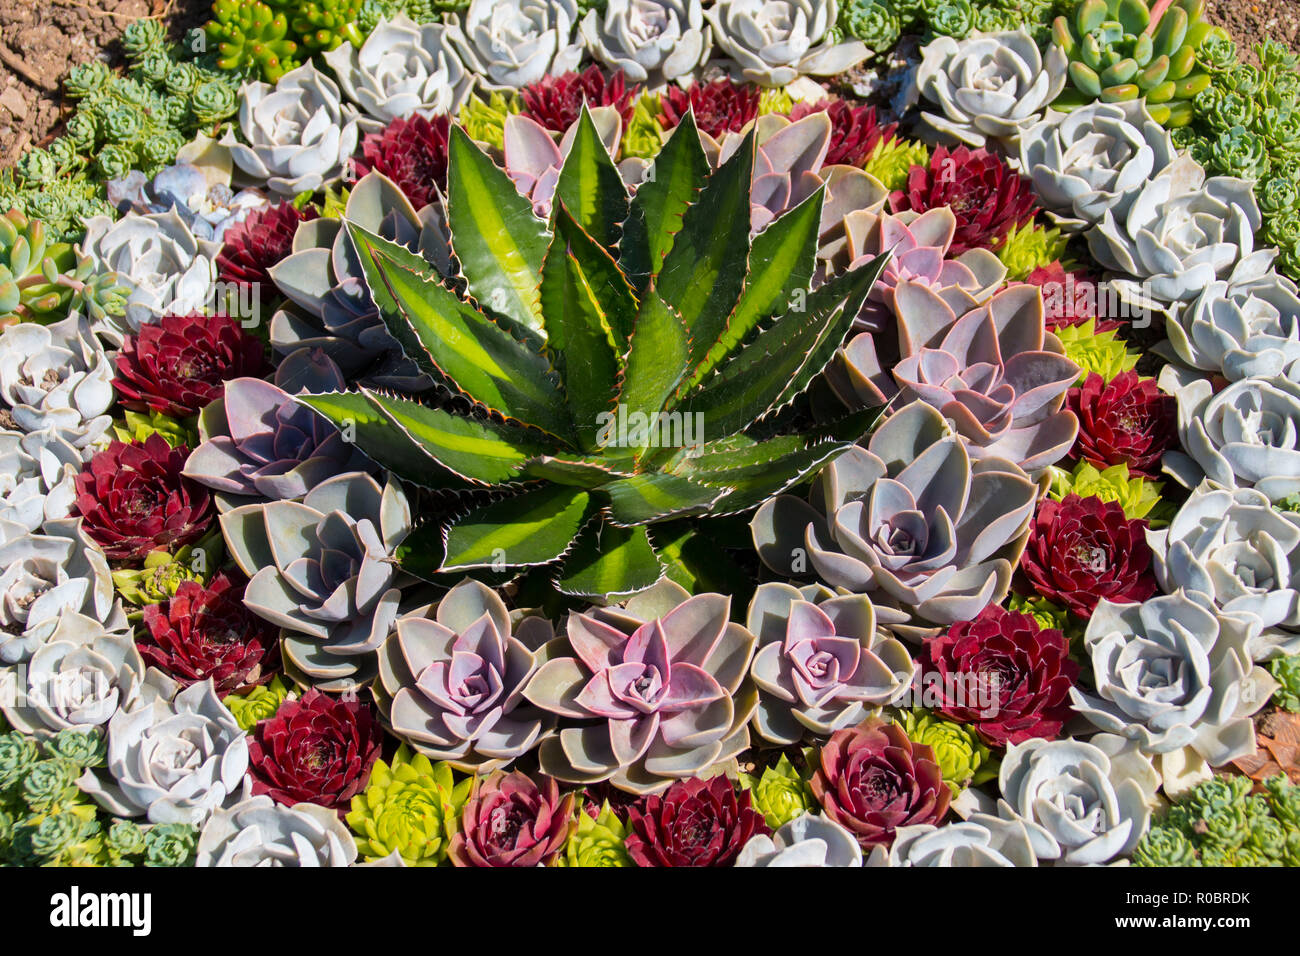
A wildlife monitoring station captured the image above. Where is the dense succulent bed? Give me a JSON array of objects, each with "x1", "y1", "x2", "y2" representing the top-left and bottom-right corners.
[{"x1": 2, "y1": 0, "x2": 1300, "y2": 868}]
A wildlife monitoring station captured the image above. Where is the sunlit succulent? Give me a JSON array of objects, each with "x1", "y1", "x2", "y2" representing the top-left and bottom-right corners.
[
  {"x1": 657, "y1": 76, "x2": 760, "y2": 138},
  {"x1": 579, "y1": 0, "x2": 711, "y2": 84},
  {"x1": 206, "y1": 0, "x2": 301, "y2": 81},
  {"x1": 524, "y1": 580, "x2": 757, "y2": 794},
  {"x1": 377, "y1": 579, "x2": 555, "y2": 771},
  {"x1": 503, "y1": 107, "x2": 630, "y2": 219},
  {"x1": 447, "y1": 0, "x2": 584, "y2": 89},
  {"x1": 197, "y1": 794, "x2": 357, "y2": 866},
  {"x1": 519, "y1": 65, "x2": 640, "y2": 133},
  {"x1": 0, "y1": 429, "x2": 82, "y2": 533},
  {"x1": 705, "y1": 0, "x2": 870, "y2": 86},
  {"x1": 1068, "y1": 370, "x2": 1176, "y2": 479},
  {"x1": 746, "y1": 582, "x2": 914, "y2": 744},
  {"x1": 0, "y1": 315, "x2": 113, "y2": 447},
  {"x1": 1047, "y1": 460, "x2": 1165, "y2": 523},
  {"x1": 216, "y1": 202, "x2": 319, "y2": 307},
  {"x1": 916, "y1": 29, "x2": 1068, "y2": 149},
  {"x1": 323, "y1": 14, "x2": 474, "y2": 128},
  {"x1": 106, "y1": 161, "x2": 268, "y2": 246},
  {"x1": 736, "y1": 812, "x2": 863, "y2": 867},
  {"x1": 222, "y1": 62, "x2": 361, "y2": 197},
  {"x1": 448, "y1": 769, "x2": 575, "y2": 867},
  {"x1": 223, "y1": 674, "x2": 291, "y2": 732},
  {"x1": 739, "y1": 752, "x2": 815, "y2": 828},
  {"x1": 868, "y1": 815, "x2": 1039, "y2": 866},
  {"x1": 345, "y1": 744, "x2": 471, "y2": 865},
  {"x1": 354, "y1": 114, "x2": 450, "y2": 211},
  {"x1": 754, "y1": 399, "x2": 1037, "y2": 632},
  {"x1": 898, "y1": 711, "x2": 996, "y2": 794},
  {"x1": 1164, "y1": 270, "x2": 1300, "y2": 382}
]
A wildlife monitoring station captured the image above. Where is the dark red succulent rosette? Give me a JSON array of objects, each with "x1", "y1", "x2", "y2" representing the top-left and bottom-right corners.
[
  {"x1": 216, "y1": 202, "x2": 318, "y2": 303},
  {"x1": 920, "y1": 605, "x2": 1079, "y2": 748},
  {"x1": 73, "y1": 434, "x2": 213, "y2": 562},
  {"x1": 1067, "y1": 370, "x2": 1177, "y2": 479},
  {"x1": 112, "y1": 312, "x2": 269, "y2": 419},
  {"x1": 624, "y1": 776, "x2": 769, "y2": 867},
  {"x1": 1023, "y1": 262, "x2": 1124, "y2": 333},
  {"x1": 449, "y1": 770, "x2": 575, "y2": 867},
  {"x1": 247, "y1": 688, "x2": 383, "y2": 814},
  {"x1": 889, "y1": 144, "x2": 1038, "y2": 255},
  {"x1": 658, "y1": 77, "x2": 761, "y2": 138},
  {"x1": 354, "y1": 112, "x2": 450, "y2": 210},
  {"x1": 137, "y1": 572, "x2": 279, "y2": 695},
  {"x1": 519, "y1": 65, "x2": 639, "y2": 132},
  {"x1": 788, "y1": 97, "x2": 897, "y2": 167},
  {"x1": 810, "y1": 719, "x2": 949, "y2": 849},
  {"x1": 1016, "y1": 493, "x2": 1159, "y2": 619}
]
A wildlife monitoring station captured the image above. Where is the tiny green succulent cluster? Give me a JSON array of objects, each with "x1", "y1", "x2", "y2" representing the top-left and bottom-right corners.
[
  {"x1": 559, "y1": 803, "x2": 634, "y2": 867},
  {"x1": 205, "y1": 0, "x2": 373, "y2": 81},
  {"x1": 836, "y1": 0, "x2": 1059, "y2": 50},
  {"x1": 1055, "y1": 318, "x2": 1141, "y2": 381},
  {"x1": 899, "y1": 711, "x2": 997, "y2": 795},
  {"x1": 1047, "y1": 461, "x2": 1170, "y2": 524},
  {"x1": 223, "y1": 676, "x2": 293, "y2": 732},
  {"x1": 1052, "y1": 0, "x2": 1223, "y2": 127},
  {"x1": 1269, "y1": 656, "x2": 1300, "y2": 713},
  {"x1": 356, "y1": 0, "x2": 464, "y2": 35},
  {"x1": 1134, "y1": 775, "x2": 1300, "y2": 867},
  {"x1": 1177, "y1": 39, "x2": 1300, "y2": 280},
  {"x1": 739, "y1": 753, "x2": 817, "y2": 829},
  {"x1": 0, "y1": 729, "x2": 197, "y2": 866}
]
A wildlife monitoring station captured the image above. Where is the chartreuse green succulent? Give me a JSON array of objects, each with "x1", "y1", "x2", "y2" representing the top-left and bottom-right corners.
[
  {"x1": 1052, "y1": 0, "x2": 1225, "y2": 127},
  {"x1": 1047, "y1": 461, "x2": 1168, "y2": 524},
  {"x1": 559, "y1": 803, "x2": 634, "y2": 867},
  {"x1": 346, "y1": 745, "x2": 471, "y2": 866},
  {"x1": 861, "y1": 137, "x2": 929, "y2": 194},
  {"x1": 995, "y1": 221, "x2": 1070, "y2": 282},
  {"x1": 899, "y1": 711, "x2": 996, "y2": 795},
  {"x1": 1055, "y1": 318, "x2": 1140, "y2": 382},
  {"x1": 740, "y1": 753, "x2": 816, "y2": 829},
  {"x1": 223, "y1": 676, "x2": 292, "y2": 732},
  {"x1": 299, "y1": 108, "x2": 888, "y2": 598},
  {"x1": 206, "y1": 0, "x2": 301, "y2": 81}
]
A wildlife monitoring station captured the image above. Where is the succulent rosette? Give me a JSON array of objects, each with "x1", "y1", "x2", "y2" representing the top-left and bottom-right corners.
[
  {"x1": 789, "y1": 98, "x2": 898, "y2": 168},
  {"x1": 1163, "y1": 270, "x2": 1300, "y2": 382},
  {"x1": 73, "y1": 435, "x2": 214, "y2": 563},
  {"x1": 754, "y1": 399, "x2": 1037, "y2": 633},
  {"x1": 579, "y1": 0, "x2": 711, "y2": 84},
  {"x1": 447, "y1": 0, "x2": 584, "y2": 89},
  {"x1": 705, "y1": 0, "x2": 869, "y2": 86},
  {"x1": 0, "y1": 428, "x2": 82, "y2": 532},
  {"x1": 746, "y1": 582, "x2": 915, "y2": 744},
  {"x1": 915, "y1": 30, "x2": 1068, "y2": 149},
  {"x1": 920, "y1": 604, "x2": 1079, "y2": 747},
  {"x1": 869, "y1": 815, "x2": 1039, "y2": 866},
  {"x1": 520, "y1": 66, "x2": 640, "y2": 133},
  {"x1": 1067, "y1": 370, "x2": 1177, "y2": 480},
  {"x1": 448, "y1": 769, "x2": 575, "y2": 867},
  {"x1": 0, "y1": 315, "x2": 114, "y2": 446},
  {"x1": 377, "y1": 578, "x2": 555, "y2": 771},
  {"x1": 354, "y1": 114, "x2": 450, "y2": 211},
  {"x1": 736, "y1": 812, "x2": 863, "y2": 867},
  {"x1": 113, "y1": 312, "x2": 269, "y2": 419},
  {"x1": 197, "y1": 794, "x2": 357, "y2": 867},
  {"x1": 346, "y1": 745, "x2": 470, "y2": 866},
  {"x1": 658, "y1": 77, "x2": 760, "y2": 138},
  {"x1": 524, "y1": 580, "x2": 757, "y2": 794},
  {"x1": 138, "y1": 572, "x2": 279, "y2": 695},
  {"x1": 503, "y1": 107, "x2": 633, "y2": 219},
  {"x1": 216, "y1": 202, "x2": 319, "y2": 306},
  {"x1": 220, "y1": 472, "x2": 412, "y2": 689},
  {"x1": 625, "y1": 775, "x2": 769, "y2": 866},
  {"x1": 810, "y1": 718, "x2": 951, "y2": 849},
  {"x1": 247, "y1": 688, "x2": 383, "y2": 814}
]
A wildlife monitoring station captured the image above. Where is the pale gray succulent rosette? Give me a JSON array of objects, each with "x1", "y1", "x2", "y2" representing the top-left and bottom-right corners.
[
  {"x1": 448, "y1": 0, "x2": 584, "y2": 89},
  {"x1": 197, "y1": 795, "x2": 357, "y2": 867},
  {"x1": 376, "y1": 578, "x2": 556, "y2": 772},
  {"x1": 1018, "y1": 100, "x2": 1175, "y2": 232},
  {"x1": 323, "y1": 14, "x2": 475, "y2": 130},
  {"x1": 736, "y1": 813, "x2": 863, "y2": 867},
  {"x1": 752, "y1": 399, "x2": 1037, "y2": 637},
  {"x1": 704, "y1": 0, "x2": 868, "y2": 87},
  {"x1": 222, "y1": 62, "x2": 361, "y2": 198},
  {"x1": 0, "y1": 314, "x2": 114, "y2": 446},
  {"x1": 994, "y1": 737, "x2": 1155, "y2": 866},
  {"x1": 746, "y1": 581, "x2": 914, "y2": 744},
  {"x1": 1070, "y1": 591, "x2": 1275, "y2": 790},
  {"x1": 1160, "y1": 365, "x2": 1300, "y2": 502},
  {"x1": 183, "y1": 375, "x2": 376, "y2": 512},
  {"x1": 523, "y1": 579, "x2": 757, "y2": 794},
  {"x1": 268, "y1": 171, "x2": 447, "y2": 390},
  {"x1": 1147, "y1": 482, "x2": 1300, "y2": 659},
  {"x1": 220, "y1": 472, "x2": 413, "y2": 690},
  {"x1": 79, "y1": 210, "x2": 221, "y2": 344},
  {"x1": 915, "y1": 30, "x2": 1067, "y2": 150},
  {"x1": 0, "y1": 518, "x2": 126, "y2": 665},
  {"x1": 1162, "y1": 269, "x2": 1300, "y2": 382},
  {"x1": 865, "y1": 815, "x2": 1039, "y2": 867},
  {"x1": 78, "y1": 679, "x2": 250, "y2": 826},
  {"x1": 1, "y1": 620, "x2": 174, "y2": 740},
  {"x1": 0, "y1": 428, "x2": 83, "y2": 532},
  {"x1": 580, "y1": 0, "x2": 712, "y2": 85},
  {"x1": 1087, "y1": 154, "x2": 1272, "y2": 314}
]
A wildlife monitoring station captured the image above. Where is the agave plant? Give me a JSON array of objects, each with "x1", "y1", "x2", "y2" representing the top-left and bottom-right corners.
[{"x1": 298, "y1": 107, "x2": 888, "y2": 598}]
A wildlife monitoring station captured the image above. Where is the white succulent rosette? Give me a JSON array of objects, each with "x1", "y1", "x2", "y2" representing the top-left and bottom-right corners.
[
  {"x1": 994, "y1": 736, "x2": 1156, "y2": 865},
  {"x1": 78, "y1": 679, "x2": 251, "y2": 826},
  {"x1": 78, "y1": 210, "x2": 221, "y2": 345},
  {"x1": 196, "y1": 795, "x2": 357, "y2": 867},
  {"x1": 222, "y1": 62, "x2": 361, "y2": 198},
  {"x1": 0, "y1": 314, "x2": 114, "y2": 446},
  {"x1": 1018, "y1": 100, "x2": 1175, "y2": 231},
  {"x1": 0, "y1": 428, "x2": 83, "y2": 532},
  {"x1": 448, "y1": 0, "x2": 584, "y2": 89},
  {"x1": 704, "y1": 0, "x2": 868, "y2": 87},
  {"x1": 0, "y1": 518, "x2": 126, "y2": 665},
  {"x1": 580, "y1": 0, "x2": 712, "y2": 85},
  {"x1": 323, "y1": 14, "x2": 475, "y2": 130},
  {"x1": 1160, "y1": 365, "x2": 1300, "y2": 502},
  {"x1": 1162, "y1": 269, "x2": 1300, "y2": 382},
  {"x1": 1147, "y1": 481, "x2": 1300, "y2": 660},
  {"x1": 0, "y1": 620, "x2": 174, "y2": 740},
  {"x1": 1070, "y1": 591, "x2": 1276, "y2": 793},
  {"x1": 916, "y1": 30, "x2": 1068, "y2": 151},
  {"x1": 736, "y1": 813, "x2": 863, "y2": 867},
  {"x1": 864, "y1": 815, "x2": 1039, "y2": 867}
]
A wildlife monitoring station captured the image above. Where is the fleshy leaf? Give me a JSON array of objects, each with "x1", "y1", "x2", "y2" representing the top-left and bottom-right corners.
[{"x1": 442, "y1": 484, "x2": 596, "y2": 570}]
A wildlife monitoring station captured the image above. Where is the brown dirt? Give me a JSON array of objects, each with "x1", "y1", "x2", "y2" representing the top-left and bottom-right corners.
[{"x1": 0, "y1": 0, "x2": 1296, "y2": 171}]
